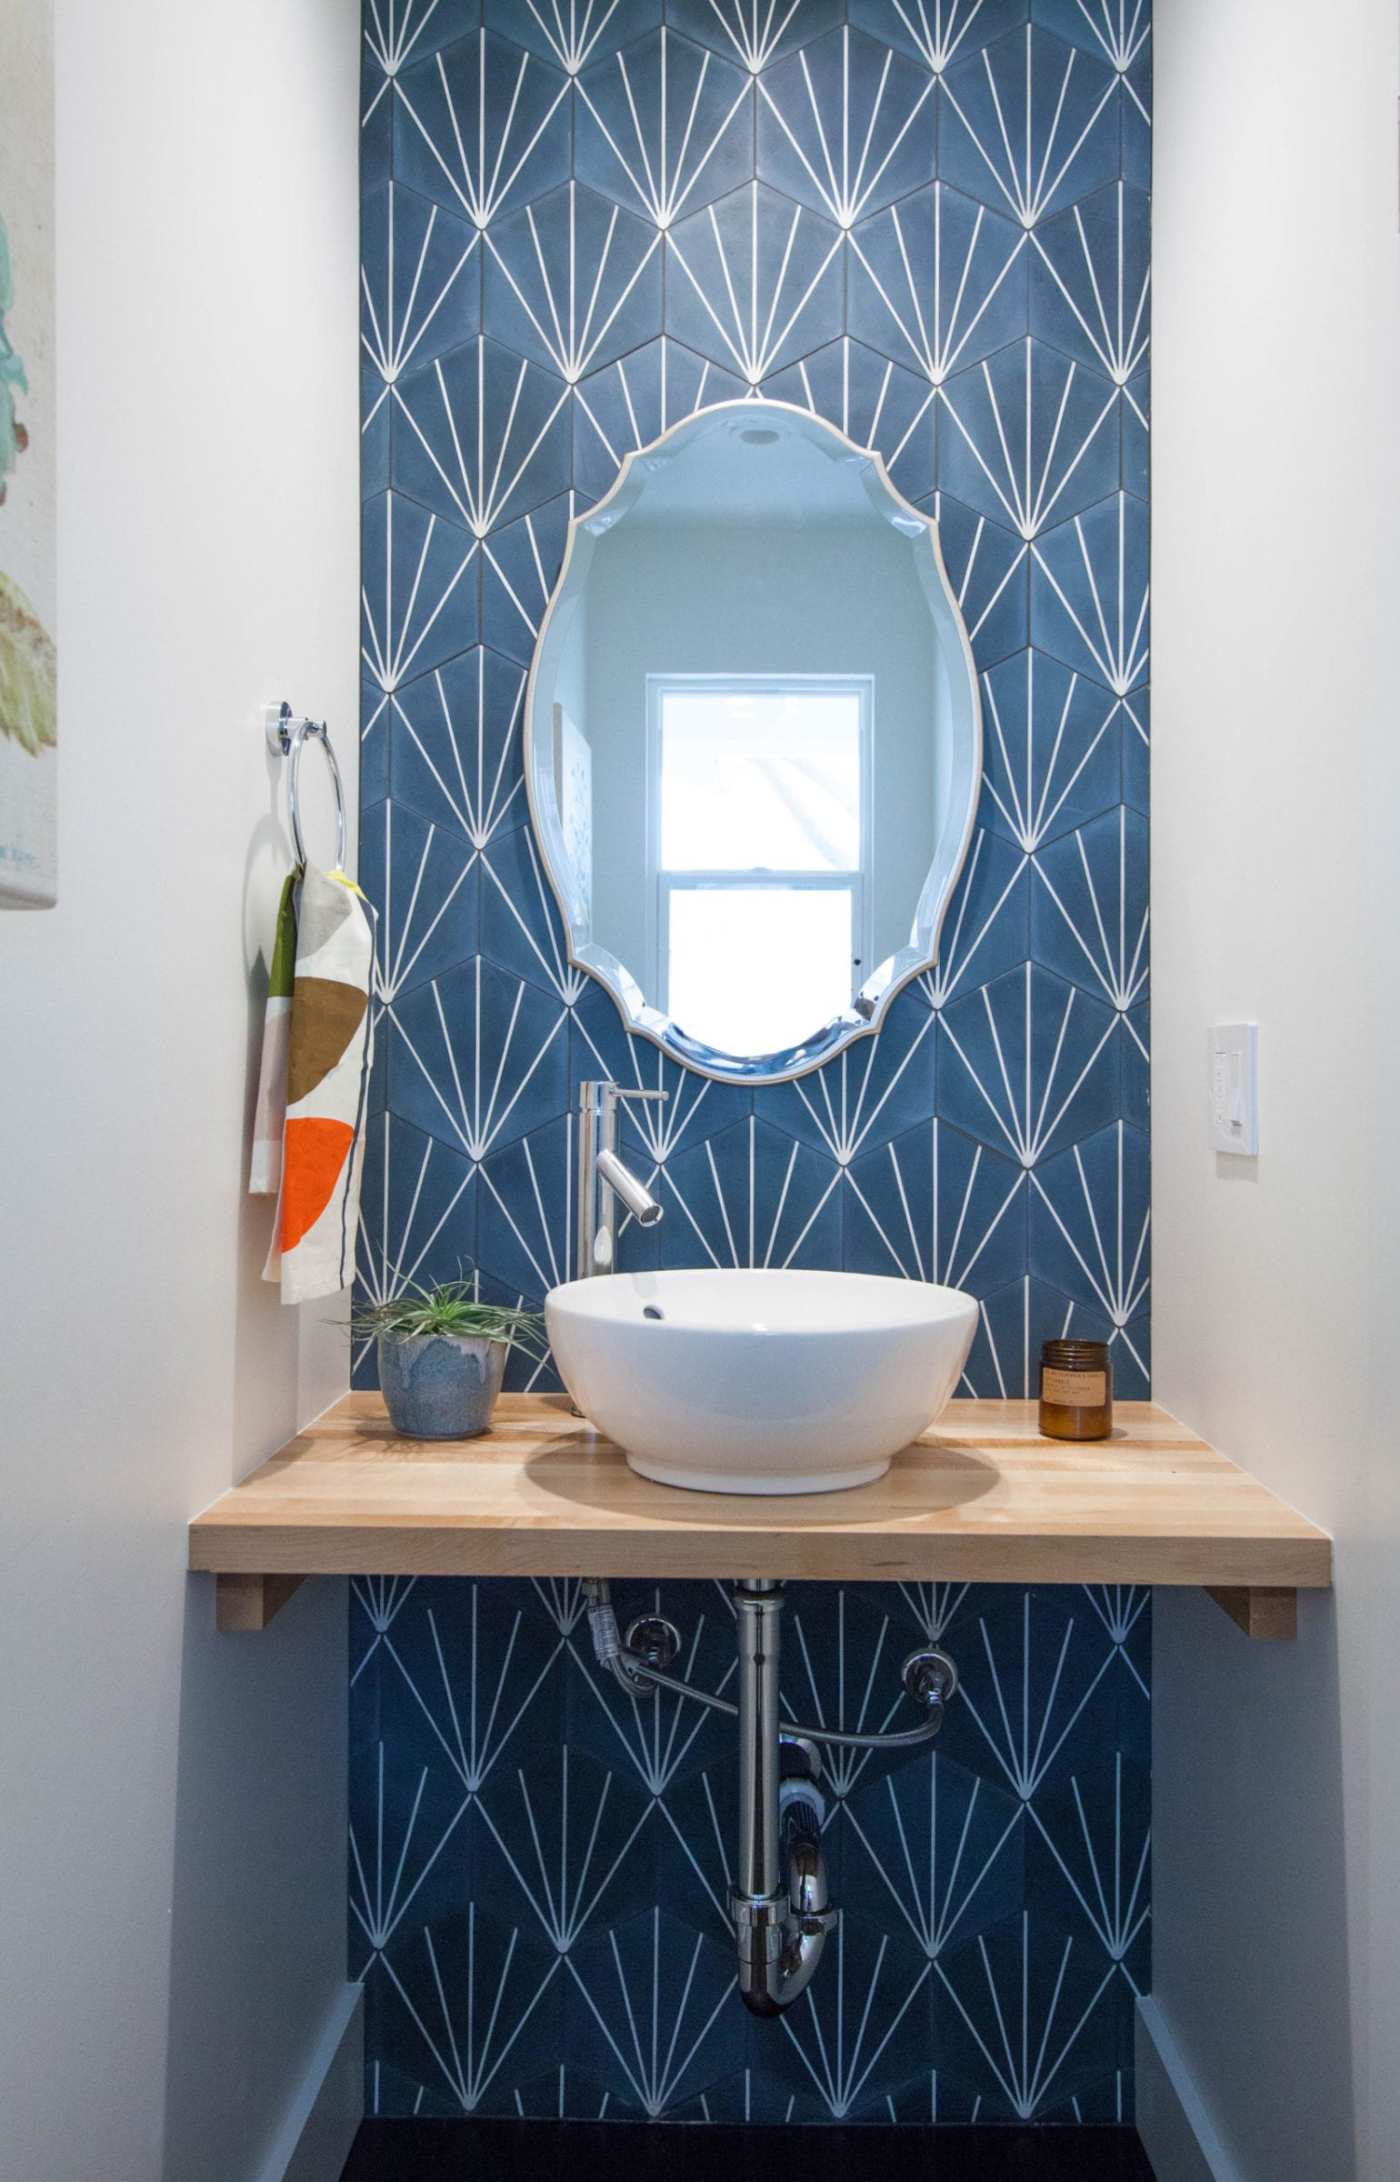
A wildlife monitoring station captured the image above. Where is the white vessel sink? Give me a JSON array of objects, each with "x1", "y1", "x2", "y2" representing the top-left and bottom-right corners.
[{"x1": 545, "y1": 1268, "x2": 978, "y2": 1494}]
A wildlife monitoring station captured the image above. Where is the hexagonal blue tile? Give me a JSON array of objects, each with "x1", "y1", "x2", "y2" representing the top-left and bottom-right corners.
[
  {"x1": 757, "y1": 25, "x2": 936, "y2": 230},
  {"x1": 484, "y1": 180, "x2": 663, "y2": 381},
  {"x1": 394, "y1": 28, "x2": 571, "y2": 227},
  {"x1": 849, "y1": 181, "x2": 1028, "y2": 385},
  {"x1": 392, "y1": 336, "x2": 572, "y2": 536},
  {"x1": 666, "y1": 181, "x2": 844, "y2": 388},
  {"x1": 576, "y1": 26, "x2": 752, "y2": 226},
  {"x1": 940, "y1": 24, "x2": 1120, "y2": 229}
]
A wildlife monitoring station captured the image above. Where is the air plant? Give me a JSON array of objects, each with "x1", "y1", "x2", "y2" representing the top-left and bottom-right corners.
[{"x1": 350, "y1": 1277, "x2": 546, "y2": 1359}]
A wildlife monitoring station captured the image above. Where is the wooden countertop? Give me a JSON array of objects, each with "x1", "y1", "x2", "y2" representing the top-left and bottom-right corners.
[{"x1": 190, "y1": 1395, "x2": 1330, "y2": 1634}]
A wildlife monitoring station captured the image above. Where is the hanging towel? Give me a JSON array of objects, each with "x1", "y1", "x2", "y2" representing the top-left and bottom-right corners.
[
  {"x1": 253, "y1": 863, "x2": 375, "y2": 1303},
  {"x1": 250, "y1": 872, "x2": 298, "y2": 1194}
]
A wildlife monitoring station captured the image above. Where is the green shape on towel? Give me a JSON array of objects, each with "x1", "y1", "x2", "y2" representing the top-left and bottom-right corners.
[{"x1": 268, "y1": 873, "x2": 298, "y2": 998}]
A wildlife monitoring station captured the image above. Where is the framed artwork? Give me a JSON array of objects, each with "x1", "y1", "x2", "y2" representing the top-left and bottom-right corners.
[{"x1": 0, "y1": 0, "x2": 55, "y2": 909}]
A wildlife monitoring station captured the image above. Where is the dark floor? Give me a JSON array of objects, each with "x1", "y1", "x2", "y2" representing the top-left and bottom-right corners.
[{"x1": 341, "y1": 2119, "x2": 1157, "y2": 2181}]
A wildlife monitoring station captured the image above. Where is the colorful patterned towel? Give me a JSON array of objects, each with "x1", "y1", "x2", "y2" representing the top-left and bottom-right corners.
[
  {"x1": 252, "y1": 863, "x2": 375, "y2": 1303},
  {"x1": 250, "y1": 873, "x2": 298, "y2": 1194}
]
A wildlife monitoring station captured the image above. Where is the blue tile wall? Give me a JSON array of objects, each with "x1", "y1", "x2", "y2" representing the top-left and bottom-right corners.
[{"x1": 356, "y1": 0, "x2": 1151, "y2": 2127}]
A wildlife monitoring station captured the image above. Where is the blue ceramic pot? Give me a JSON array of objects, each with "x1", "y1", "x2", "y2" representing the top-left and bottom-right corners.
[{"x1": 378, "y1": 1333, "x2": 507, "y2": 1439}]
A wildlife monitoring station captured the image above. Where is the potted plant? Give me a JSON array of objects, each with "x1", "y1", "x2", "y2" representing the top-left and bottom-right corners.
[{"x1": 351, "y1": 1280, "x2": 546, "y2": 1440}]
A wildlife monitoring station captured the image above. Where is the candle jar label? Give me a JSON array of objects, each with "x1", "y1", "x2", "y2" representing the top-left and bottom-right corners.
[{"x1": 1042, "y1": 1368, "x2": 1107, "y2": 1406}]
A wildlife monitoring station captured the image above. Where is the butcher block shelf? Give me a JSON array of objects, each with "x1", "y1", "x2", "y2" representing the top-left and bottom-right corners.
[{"x1": 190, "y1": 1394, "x2": 1330, "y2": 1639}]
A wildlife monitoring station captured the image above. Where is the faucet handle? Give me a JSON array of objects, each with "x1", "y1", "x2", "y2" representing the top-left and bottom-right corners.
[{"x1": 578, "y1": 1080, "x2": 669, "y2": 1111}]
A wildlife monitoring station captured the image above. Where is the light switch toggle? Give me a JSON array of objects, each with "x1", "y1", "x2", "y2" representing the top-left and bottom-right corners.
[{"x1": 1211, "y1": 1022, "x2": 1260, "y2": 1156}]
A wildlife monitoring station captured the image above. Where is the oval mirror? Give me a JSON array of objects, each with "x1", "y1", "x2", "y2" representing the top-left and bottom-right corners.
[{"x1": 524, "y1": 400, "x2": 982, "y2": 1085}]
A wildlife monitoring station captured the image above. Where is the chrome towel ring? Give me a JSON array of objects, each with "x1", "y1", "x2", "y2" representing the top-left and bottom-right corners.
[{"x1": 265, "y1": 700, "x2": 347, "y2": 871}]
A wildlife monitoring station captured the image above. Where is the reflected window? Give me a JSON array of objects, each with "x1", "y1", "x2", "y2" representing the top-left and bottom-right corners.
[{"x1": 649, "y1": 676, "x2": 871, "y2": 1056}]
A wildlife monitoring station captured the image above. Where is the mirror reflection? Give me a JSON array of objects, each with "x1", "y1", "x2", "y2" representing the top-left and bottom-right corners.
[{"x1": 526, "y1": 402, "x2": 981, "y2": 1083}]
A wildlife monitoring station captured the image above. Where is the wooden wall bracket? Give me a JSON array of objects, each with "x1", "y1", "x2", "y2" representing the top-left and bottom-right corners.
[
  {"x1": 1204, "y1": 1585, "x2": 1297, "y2": 1640},
  {"x1": 214, "y1": 1572, "x2": 307, "y2": 1632}
]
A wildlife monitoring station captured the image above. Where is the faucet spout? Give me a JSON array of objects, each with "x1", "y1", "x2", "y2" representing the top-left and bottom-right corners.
[{"x1": 595, "y1": 1147, "x2": 663, "y2": 1227}]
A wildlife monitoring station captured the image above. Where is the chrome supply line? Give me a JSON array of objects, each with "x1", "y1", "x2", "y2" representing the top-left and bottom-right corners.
[
  {"x1": 583, "y1": 1578, "x2": 956, "y2": 1753},
  {"x1": 583, "y1": 1576, "x2": 957, "y2": 2015}
]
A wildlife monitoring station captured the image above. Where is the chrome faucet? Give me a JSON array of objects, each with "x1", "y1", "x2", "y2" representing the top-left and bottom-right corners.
[{"x1": 576, "y1": 1081, "x2": 666, "y2": 1280}]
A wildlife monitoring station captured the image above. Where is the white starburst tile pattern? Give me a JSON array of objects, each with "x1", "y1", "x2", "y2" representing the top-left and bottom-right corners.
[
  {"x1": 980, "y1": 648, "x2": 1124, "y2": 852},
  {"x1": 394, "y1": 29, "x2": 572, "y2": 228},
  {"x1": 1032, "y1": 489, "x2": 1150, "y2": 693},
  {"x1": 484, "y1": 180, "x2": 663, "y2": 381},
  {"x1": 938, "y1": 962, "x2": 1120, "y2": 1169},
  {"x1": 939, "y1": 336, "x2": 1120, "y2": 541},
  {"x1": 567, "y1": 1909, "x2": 736, "y2": 2114},
  {"x1": 846, "y1": 1117, "x2": 1027, "y2": 1300},
  {"x1": 1034, "y1": 0, "x2": 1150, "y2": 81},
  {"x1": 388, "y1": 646, "x2": 528, "y2": 847},
  {"x1": 777, "y1": 1914, "x2": 935, "y2": 2116},
  {"x1": 474, "y1": 1745, "x2": 656, "y2": 1950},
  {"x1": 849, "y1": 181, "x2": 1027, "y2": 385},
  {"x1": 487, "y1": 0, "x2": 661, "y2": 74},
  {"x1": 377, "y1": 1906, "x2": 564, "y2": 2110},
  {"x1": 756, "y1": 24, "x2": 936, "y2": 230},
  {"x1": 576, "y1": 27, "x2": 753, "y2": 227},
  {"x1": 480, "y1": 490, "x2": 575, "y2": 661},
  {"x1": 669, "y1": 0, "x2": 843, "y2": 75},
  {"x1": 1028, "y1": 1751, "x2": 1151, "y2": 1989},
  {"x1": 365, "y1": 0, "x2": 461, "y2": 85},
  {"x1": 935, "y1": 1909, "x2": 1123, "y2": 2117},
  {"x1": 841, "y1": 1749, "x2": 1025, "y2": 1959},
  {"x1": 393, "y1": 335, "x2": 573, "y2": 538},
  {"x1": 1031, "y1": 179, "x2": 1150, "y2": 388},
  {"x1": 940, "y1": 23, "x2": 1120, "y2": 230},
  {"x1": 357, "y1": 0, "x2": 1151, "y2": 2126},
  {"x1": 362, "y1": 179, "x2": 482, "y2": 405},
  {"x1": 853, "y1": 0, "x2": 1027, "y2": 76},
  {"x1": 666, "y1": 179, "x2": 845, "y2": 385},
  {"x1": 1031, "y1": 1119, "x2": 1150, "y2": 1380},
  {"x1": 362, "y1": 491, "x2": 480, "y2": 695}
]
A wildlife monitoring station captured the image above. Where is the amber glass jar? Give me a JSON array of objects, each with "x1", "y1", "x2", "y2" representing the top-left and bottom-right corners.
[{"x1": 1038, "y1": 1338, "x2": 1113, "y2": 1441}]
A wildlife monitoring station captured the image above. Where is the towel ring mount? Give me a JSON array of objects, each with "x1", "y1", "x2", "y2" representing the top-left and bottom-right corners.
[{"x1": 265, "y1": 700, "x2": 347, "y2": 871}]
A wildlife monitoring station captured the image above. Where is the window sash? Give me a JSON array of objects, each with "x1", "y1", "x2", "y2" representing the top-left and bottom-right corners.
[
  {"x1": 646, "y1": 674, "x2": 874, "y2": 1008},
  {"x1": 657, "y1": 875, "x2": 865, "y2": 1021}
]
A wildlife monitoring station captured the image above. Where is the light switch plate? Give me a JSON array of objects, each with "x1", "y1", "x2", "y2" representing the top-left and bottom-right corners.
[{"x1": 1211, "y1": 1021, "x2": 1259, "y2": 1156}]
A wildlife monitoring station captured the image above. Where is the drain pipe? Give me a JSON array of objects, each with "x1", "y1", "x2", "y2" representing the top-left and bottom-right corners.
[
  {"x1": 582, "y1": 1576, "x2": 957, "y2": 2016},
  {"x1": 729, "y1": 1580, "x2": 836, "y2": 2016}
]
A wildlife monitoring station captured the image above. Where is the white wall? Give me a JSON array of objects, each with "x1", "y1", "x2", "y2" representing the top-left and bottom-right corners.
[
  {"x1": 0, "y1": 4, "x2": 360, "y2": 2178},
  {"x1": 1151, "y1": 4, "x2": 1400, "y2": 2178}
]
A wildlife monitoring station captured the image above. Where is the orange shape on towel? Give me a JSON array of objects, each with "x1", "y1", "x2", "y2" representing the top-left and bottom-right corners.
[{"x1": 280, "y1": 1117, "x2": 354, "y2": 1253}]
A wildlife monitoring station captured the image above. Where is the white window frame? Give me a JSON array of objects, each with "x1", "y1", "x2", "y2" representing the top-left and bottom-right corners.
[{"x1": 644, "y1": 672, "x2": 875, "y2": 1015}]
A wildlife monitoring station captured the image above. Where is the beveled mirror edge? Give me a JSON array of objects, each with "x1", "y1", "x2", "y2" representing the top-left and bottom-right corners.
[{"x1": 522, "y1": 397, "x2": 984, "y2": 1088}]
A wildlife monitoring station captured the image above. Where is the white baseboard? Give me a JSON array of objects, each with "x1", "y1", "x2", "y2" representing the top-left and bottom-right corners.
[
  {"x1": 1136, "y1": 1998, "x2": 1243, "y2": 2182},
  {"x1": 255, "y1": 1982, "x2": 363, "y2": 2182}
]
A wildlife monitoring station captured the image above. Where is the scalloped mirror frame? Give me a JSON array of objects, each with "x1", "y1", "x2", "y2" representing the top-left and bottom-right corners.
[{"x1": 523, "y1": 399, "x2": 983, "y2": 1086}]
